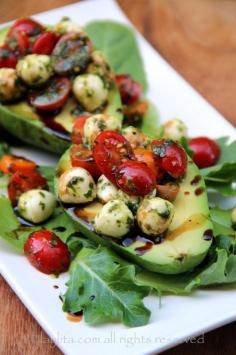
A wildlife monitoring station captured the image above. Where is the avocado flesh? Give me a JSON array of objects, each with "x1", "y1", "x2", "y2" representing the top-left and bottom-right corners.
[
  {"x1": 55, "y1": 150, "x2": 213, "y2": 274},
  {"x1": 0, "y1": 28, "x2": 122, "y2": 153}
]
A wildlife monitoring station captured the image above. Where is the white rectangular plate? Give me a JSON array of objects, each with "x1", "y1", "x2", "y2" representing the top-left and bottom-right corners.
[{"x1": 0, "y1": 1, "x2": 235, "y2": 354}]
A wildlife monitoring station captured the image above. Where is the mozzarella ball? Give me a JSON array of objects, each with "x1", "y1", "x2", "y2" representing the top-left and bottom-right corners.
[
  {"x1": 0, "y1": 68, "x2": 24, "y2": 102},
  {"x1": 137, "y1": 197, "x2": 174, "y2": 236},
  {"x1": 94, "y1": 199, "x2": 134, "y2": 238},
  {"x1": 97, "y1": 175, "x2": 118, "y2": 204},
  {"x1": 16, "y1": 54, "x2": 52, "y2": 86},
  {"x1": 17, "y1": 189, "x2": 56, "y2": 224},
  {"x1": 83, "y1": 113, "x2": 121, "y2": 145},
  {"x1": 117, "y1": 189, "x2": 141, "y2": 214},
  {"x1": 163, "y1": 118, "x2": 188, "y2": 141},
  {"x1": 58, "y1": 167, "x2": 96, "y2": 204},
  {"x1": 54, "y1": 17, "x2": 84, "y2": 34},
  {"x1": 232, "y1": 207, "x2": 236, "y2": 229},
  {"x1": 73, "y1": 74, "x2": 108, "y2": 111},
  {"x1": 122, "y1": 126, "x2": 149, "y2": 149}
]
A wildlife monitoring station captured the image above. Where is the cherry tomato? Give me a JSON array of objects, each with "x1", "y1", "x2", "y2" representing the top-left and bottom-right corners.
[
  {"x1": 8, "y1": 18, "x2": 44, "y2": 37},
  {"x1": 70, "y1": 144, "x2": 101, "y2": 179},
  {"x1": 8, "y1": 170, "x2": 47, "y2": 204},
  {"x1": 92, "y1": 131, "x2": 134, "y2": 183},
  {"x1": 0, "y1": 155, "x2": 36, "y2": 174},
  {"x1": 188, "y1": 137, "x2": 220, "y2": 168},
  {"x1": 115, "y1": 74, "x2": 141, "y2": 105},
  {"x1": 71, "y1": 114, "x2": 90, "y2": 144},
  {"x1": 24, "y1": 230, "x2": 70, "y2": 275},
  {"x1": 151, "y1": 139, "x2": 187, "y2": 178},
  {"x1": 32, "y1": 32, "x2": 59, "y2": 55},
  {"x1": 134, "y1": 149, "x2": 158, "y2": 180},
  {"x1": 7, "y1": 30, "x2": 29, "y2": 55},
  {"x1": 116, "y1": 160, "x2": 156, "y2": 196},
  {"x1": 52, "y1": 33, "x2": 92, "y2": 74},
  {"x1": 29, "y1": 77, "x2": 70, "y2": 112},
  {"x1": 0, "y1": 45, "x2": 17, "y2": 68}
]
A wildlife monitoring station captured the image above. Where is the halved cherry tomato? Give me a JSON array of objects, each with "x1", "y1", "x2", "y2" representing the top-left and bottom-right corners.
[
  {"x1": 7, "y1": 30, "x2": 29, "y2": 55},
  {"x1": 32, "y1": 32, "x2": 59, "y2": 55},
  {"x1": 8, "y1": 18, "x2": 44, "y2": 37},
  {"x1": 70, "y1": 144, "x2": 101, "y2": 179},
  {"x1": 0, "y1": 45, "x2": 17, "y2": 68},
  {"x1": 51, "y1": 33, "x2": 92, "y2": 74},
  {"x1": 134, "y1": 149, "x2": 158, "y2": 180},
  {"x1": 29, "y1": 77, "x2": 70, "y2": 112},
  {"x1": 188, "y1": 137, "x2": 220, "y2": 168},
  {"x1": 92, "y1": 131, "x2": 134, "y2": 183},
  {"x1": 115, "y1": 74, "x2": 141, "y2": 105},
  {"x1": 151, "y1": 139, "x2": 187, "y2": 178},
  {"x1": 116, "y1": 160, "x2": 156, "y2": 196},
  {"x1": 0, "y1": 155, "x2": 36, "y2": 174},
  {"x1": 71, "y1": 114, "x2": 90, "y2": 144},
  {"x1": 8, "y1": 170, "x2": 47, "y2": 204},
  {"x1": 24, "y1": 230, "x2": 70, "y2": 275}
]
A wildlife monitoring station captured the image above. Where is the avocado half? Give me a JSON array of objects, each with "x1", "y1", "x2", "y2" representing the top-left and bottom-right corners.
[
  {"x1": 0, "y1": 28, "x2": 122, "y2": 154},
  {"x1": 55, "y1": 150, "x2": 213, "y2": 274}
]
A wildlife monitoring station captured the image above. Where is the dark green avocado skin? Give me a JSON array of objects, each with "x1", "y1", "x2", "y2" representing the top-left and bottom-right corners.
[{"x1": 0, "y1": 104, "x2": 70, "y2": 153}]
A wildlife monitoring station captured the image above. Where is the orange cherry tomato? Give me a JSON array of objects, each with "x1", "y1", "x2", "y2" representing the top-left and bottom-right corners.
[
  {"x1": 134, "y1": 149, "x2": 158, "y2": 180},
  {"x1": 0, "y1": 155, "x2": 37, "y2": 174}
]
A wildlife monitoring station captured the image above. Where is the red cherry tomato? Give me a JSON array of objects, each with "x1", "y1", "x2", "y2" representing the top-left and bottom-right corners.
[
  {"x1": 70, "y1": 144, "x2": 101, "y2": 179},
  {"x1": 8, "y1": 170, "x2": 47, "y2": 204},
  {"x1": 151, "y1": 139, "x2": 187, "y2": 178},
  {"x1": 29, "y1": 77, "x2": 70, "y2": 112},
  {"x1": 116, "y1": 160, "x2": 156, "y2": 196},
  {"x1": 134, "y1": 149, "x2": 159, "y2": 181},
  {"x1": 71, "y1": 114, "x2": 90, "y2": 144},
  {"x1": 189, "y1": 137, "x2": 220, "y2": 168},
  {"x1": 52, "y1": 33, "x2": 92, "y2": 74},
  {"x1": 0, "y1": 155, "x2": 36, "y2": 174},
  {"x1": 7, "y1": 30, "x2": 29, "y2": 55},
  {"x1": 32, "y1": 32, "x2": 59, "y2": 55},
  {"x1": 92, "y1": 131, "x2": 134, "y2": 183},
  {"x1": 115, "y1": 74, "x2": 141, "y2": 105},
  {"x1": 0, "y1": 45, "x2": 17, "y2": 68},
  {"x1": 8, "y1": 18, "x2": 44, "y2": 37},
  {"x1": 24, "y1": 230, "x2": 70, "y2": 275}
]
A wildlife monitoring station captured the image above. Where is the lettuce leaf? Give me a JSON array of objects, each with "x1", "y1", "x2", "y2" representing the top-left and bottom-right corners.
[
  {"x1": 86, "y1": 21, "x2": 148, "y2": 91},
  {"x1": 63, "y1": 245, "x2": 151, "y2": 327}
]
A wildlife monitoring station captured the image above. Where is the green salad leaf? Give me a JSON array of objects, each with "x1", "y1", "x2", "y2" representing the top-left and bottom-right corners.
[
  {"x1": 86, "y1": 21, "x2": 148, "y2": 91},
  {"x1": 63, "y1": 245, "x2": 151, "y2": 327},
  {"x1": 201, "y1": 137, "x2": 236, "y2": 196},
  {"x1": 138, "y1": 100, "x2": 160, "y2": 138}
]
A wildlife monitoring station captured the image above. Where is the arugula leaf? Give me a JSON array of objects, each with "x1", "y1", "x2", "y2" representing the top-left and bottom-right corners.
[
  {"x1": 86, "y1": 21, "x2": 148, "y2": 91},
  {"x1": 63, "y1": 246, "x2": 151, "y2": 327},
  {"x1": 210, "y1": 206, "x2": 235, "y2": 237},
  {"x1": 38, "y1": 165, "x2": 55, "y2": 192},
  {"x1": 201, "y1": 137, "x2": 236, "y2": 196}
]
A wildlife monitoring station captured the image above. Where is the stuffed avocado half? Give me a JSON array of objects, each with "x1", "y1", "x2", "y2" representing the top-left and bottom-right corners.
[
  {"x1": 0, "y1": 19, "x2": 122, "y2": 153},
  {"x1": 55, "y1": 133, "x2": 213, "y2": 275}
]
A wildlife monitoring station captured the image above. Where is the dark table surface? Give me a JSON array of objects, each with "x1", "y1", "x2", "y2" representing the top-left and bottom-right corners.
[{"x1": 0, "y1": 1, "x2": 235, "y2": 354}]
